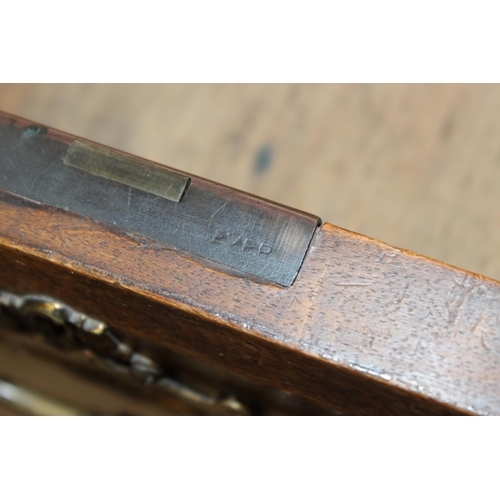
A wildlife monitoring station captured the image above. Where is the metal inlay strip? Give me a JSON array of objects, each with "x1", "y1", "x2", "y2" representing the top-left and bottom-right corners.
[
  {"x1": 64, "y1": 140, "x2": 190, "y2": 202},
  {"x1": 0, "y1": 119, "x2": 320, "y2": 286}
]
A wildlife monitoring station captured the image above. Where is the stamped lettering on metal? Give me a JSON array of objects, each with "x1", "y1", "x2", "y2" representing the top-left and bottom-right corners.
[{"x1": 0, "y1": 120, "x2": 320, "y2": 286}]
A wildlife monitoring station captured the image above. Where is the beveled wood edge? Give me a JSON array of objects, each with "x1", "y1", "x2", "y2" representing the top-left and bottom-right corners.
[{"x1": 0, "y1": 192, "x2": 478, "y2": 415}]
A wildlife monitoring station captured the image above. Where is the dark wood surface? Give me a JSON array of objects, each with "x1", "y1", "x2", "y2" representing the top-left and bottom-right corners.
[
  {"x1": 1, "y1": 115, "x2": 500, "y2": 414},
  {"x1": 4, "y1": 190, "x2": 500, "y2": 415},
  {"x1": 1, "y1": 108, "x2": 500, "y2": 414}
]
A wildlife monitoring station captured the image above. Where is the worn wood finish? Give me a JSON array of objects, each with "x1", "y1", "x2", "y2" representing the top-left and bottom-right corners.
[
  {"x1": 1, "y1": 186, "x2": 499, "y2": 414},
  {"x1": 1, "y1": 113, "x2": 500, "y2": 415}
]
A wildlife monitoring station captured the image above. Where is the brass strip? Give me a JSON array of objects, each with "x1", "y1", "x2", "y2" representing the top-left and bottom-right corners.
[{"x1": 64, "y1": 140, "x2": 190, "y2": 202}]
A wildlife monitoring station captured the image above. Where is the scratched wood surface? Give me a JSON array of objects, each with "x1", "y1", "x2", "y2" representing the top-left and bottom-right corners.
[
  {"x1": 0, "y1": 84, "x2": 499, "y2": 282},
  {"x1": 2, "y1": 190, "x2": 499, "y2": 415},
  {"x1": 1, "y1": 115, "x2": 499, "y2": 415}
]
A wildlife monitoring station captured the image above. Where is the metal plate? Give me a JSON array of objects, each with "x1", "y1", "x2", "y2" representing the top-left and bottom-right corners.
[
  {"x1": 0, "y1": 121, "x2": 320, "y2": 286},
  {"x1": 65, "y1": 140, "x2": 190, "y2": 202}
]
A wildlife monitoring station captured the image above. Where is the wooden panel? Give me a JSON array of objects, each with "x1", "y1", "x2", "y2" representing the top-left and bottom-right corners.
[
  {"x1": 1, "y1": 98, "x2": 499, "y2": 415},
  {"x1": 1, "y1": 186, "x2": 499, "y2": 414}
]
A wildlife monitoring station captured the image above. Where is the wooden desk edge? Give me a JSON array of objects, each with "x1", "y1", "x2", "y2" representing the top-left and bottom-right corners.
[{"x1": 1, "y1": 189, "x2": 498, "y2": 414}]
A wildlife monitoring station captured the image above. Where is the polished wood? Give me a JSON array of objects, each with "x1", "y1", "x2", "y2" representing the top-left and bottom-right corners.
[
  {"x1": 1, "y1": 138, "x2": 500, "y2": 414},
  {"x1": 1, "y1": 111, "x2": 500, "y2": 415}
]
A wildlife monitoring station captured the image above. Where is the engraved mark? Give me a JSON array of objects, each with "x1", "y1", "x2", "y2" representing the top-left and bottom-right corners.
[
  {"x1": 212, "y1": 229, "x2": 273, "y2": 257},
  {"x1": 471, "y1": 314, "x2": 484, "y2": 335},
  {"x1": 395, "y1": 284, "x2": 409, "y2": 305},
  {"x1": 28, "y1": 157, "x2": 59, "y2": 194},
  {"x1": 481, "y1": 332, "x2": 491, "y2": 351},
  {"x1": 298, "y1": 265, "x2": 329, "y2": 341},
  {"x1": 447, "y1": 275, "x2": 476, "y2": 326},
  {"x1": 207, "y1": 202, "x2": 228, "y2": 228},
  {"x1": 471, "y1": 314, "x2": 492, "y2": 351}
]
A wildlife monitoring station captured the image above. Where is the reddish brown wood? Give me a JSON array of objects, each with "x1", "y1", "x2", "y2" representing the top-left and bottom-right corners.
[
  {"x1": 1, "y1": 111, "x2": 500, "y2": 414},
  {"x1": 1, "y1": 178, "x2": 499, "y2": 414}
]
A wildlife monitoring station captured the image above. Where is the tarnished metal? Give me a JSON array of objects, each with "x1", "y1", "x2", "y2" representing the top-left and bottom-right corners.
[
  {"x1": 64, "y1": 140, "x2": 190, "y2": 202},
  {"x1": 0, "y1": 120, "x2": 320, "y2": 286}
]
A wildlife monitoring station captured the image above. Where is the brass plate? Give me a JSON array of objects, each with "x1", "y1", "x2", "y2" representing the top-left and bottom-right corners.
[{"x1": 65, "y1": 140, "x2": 190, "y2": 202}]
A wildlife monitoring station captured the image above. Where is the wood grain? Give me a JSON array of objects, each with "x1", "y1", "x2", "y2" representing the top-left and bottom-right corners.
[
  {"x1": 1, "y1": 181, "x2": 499, "y2": 414},
  {"x1": 1, "y1": 101, "x2": 500, "y2": 415},
  {"x1": 0, "y1": 84, "x2": 499, "y2": 282}
]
